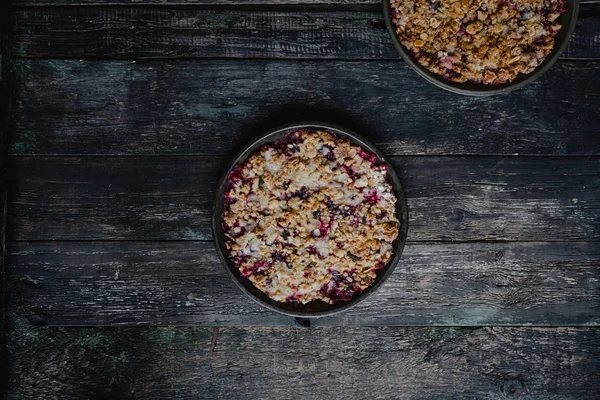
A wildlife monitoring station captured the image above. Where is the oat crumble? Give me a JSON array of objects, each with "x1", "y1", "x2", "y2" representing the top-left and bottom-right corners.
[
  {"x1": 222, "y1": 130, "x2": 400, "y2": 304},
  {"x1": 390, "y1": 0, "x2": 567, "y2": 84}
]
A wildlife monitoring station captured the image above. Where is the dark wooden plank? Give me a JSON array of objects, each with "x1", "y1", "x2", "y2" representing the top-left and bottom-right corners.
[
  {"x1": 567, "y1": 2, "x2": 600, "y2": 60},
  {"x1": 9, "y1": 59, "x2": 600, "y2": 157},
  {"x1": 7, "y1": 241, "x2": 600, "y2": 326},
  {"x1": 9, "y1": 156, "x2": 600, "y2": 242},
  {"x1": 326, "y1": 241, "x2": 600, "y2": 326},
  {"x1": 10, "y1": 0, "x2": 600, "y2": 5},
  {"x1": 0, "y1": 0, "x2": 11, "y2": 393},
  {"x1": 11, "y1": 5, "x2": 600, "y2": 60},
  {"x1": 7, "y1": 7, "x2": 404, "y2": 59},
  {"x1": 13, "y1": 0, "x2": 378, "y2": 4},
  {"x1": 6, "y1": 323, "x2": 600, "y2": 398}
]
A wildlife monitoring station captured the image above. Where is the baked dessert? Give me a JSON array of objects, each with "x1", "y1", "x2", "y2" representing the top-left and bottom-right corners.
[
  {"x1": 390, "y1": 0, "x2": 568, "y2": 84},
  {"x1": 222, "y1": 129, "x2": 399, "y2": 304}
]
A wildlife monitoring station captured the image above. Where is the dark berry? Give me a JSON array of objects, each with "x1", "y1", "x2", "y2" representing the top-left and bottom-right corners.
[
  {"x1": 357, "y1": 149, "x2": 377, "y2": 165},
  {"x1": 376, "y1": 210, "x2": 388, "y2": 220},
  {"x1": 316, "y1": 217, "x2": 334, "y2": 237},
  {"x1": 224, "y1": 192, "x2": 238, "y2": 209},
  {"x1": 229, "y1": 225, "x2": 246, "y2": 238},
  {"x1": 292, "y1": 186, "x2": 310, "y2": 200},
  {"x1": 228, "y1": 165, "x2": 245, "y2": 184},
  {"x1": 230, "y1": 254, "x2": 250, "y2": 265},
  {"x1": 227, "y1": 164, "x2": 253, "y2": 189},
  {"x1": 251, "y1": 260, "x2": 271, "y2": 271},
  {"x1": 330, "y1": 270, "x2": 342, "y2": 283},
  {"x1": 242, "y1": 259, "x2": 272, "y2": 276},
  {"x1": 320, "y1": 144, "x2": 336, "y2": 161},
  {"x1": 325, "y1": 130, "x2": 339, "y2": 143},
  {"x1": 341, "y1": 164, "x2": 360, "y2": 180},
  {"x1": 458, "y1": 23, "x2": 471, "y2": 37},
  {"x1": 427, "y1": 0, "x2": 440, "y2": 10},
  {"x1": 285, "y1": 294, "x2": 301, "y2": 303},
  {"x1": 325, "y1": 197, "x2": 339, "y2": 213},
  {"x1": 271, "y1": 251, "x2": 288, "y2": 263},
  {"x1": 347, "y1": 252, "x2": 361, "y2": 261},
  {"x1": 222, "y1": 221, "x2": 232, "y2": 233},
  {"x1": 344, "y1": 268, "x2": 357, "y2": 277},
  {"x1": 272, "y1": 131, "x2": 305, "y2": 154},
  {"x1": 364, "y1": 190, "x2": 380, "y2": 205},
  {"x1": 306, "y1": 246, "x2": 318, "y2": 255},
  {"x1": 320, "y1": 278, "x2": 354, "y2": 302},
  {"x1": 444, "y1": 68, "x2": 460, "y2": 80},
  {"x1": 541, "y1": 5, "x2": 551, "y2": 16},
  {"x1": 284, "y1": 145, "x2": 300, "y2": 156},
  {"x1": 340, "y1": 205, "x2": 357, "y2": 217}
]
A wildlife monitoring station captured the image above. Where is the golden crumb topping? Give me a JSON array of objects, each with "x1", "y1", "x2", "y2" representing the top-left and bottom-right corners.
[
  {"x1": 222, "y1": 130, "x2": 399, "y2": 304},
  {"x1": 390, "y1": 0, "x2": 567, "y2": 84}
]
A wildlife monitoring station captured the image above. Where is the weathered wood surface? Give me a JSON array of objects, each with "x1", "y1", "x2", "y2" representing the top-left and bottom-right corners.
[
  {"x1": 7, "y1": 241, "x2": 600, "y2": 326},
  {"x1": 13, "y1": 0, "x2": 381, "y2": 4},
  {"x1": 10, "y1": 59, "x2": 600, "y2": 156},
  {"x1": 9, "y1": 156, "x2": 600, "y2": 242},
  {"x1": 6, "y1": 323, "x2": 600, "y2": 399},
  {"x1": 10, "y1": 0, "x2": 600, "y2": 5},
  {"x1": 4, "y1": 0, "x2": 600, "y2": 396},
  {"x1": 1, "y1": 0, "x2": 12, "y2": 387},
  {"x1": 11, "y1": 5, "x2": 600, "y2": 60}
]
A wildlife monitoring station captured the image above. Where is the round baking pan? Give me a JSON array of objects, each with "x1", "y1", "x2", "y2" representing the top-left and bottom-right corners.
[
  {"x1": 383, "y1": 0, "x2": 580, "y2": 96},
  {"x1": 212, "y1": 123, "x2": 409, "y2": 318}
]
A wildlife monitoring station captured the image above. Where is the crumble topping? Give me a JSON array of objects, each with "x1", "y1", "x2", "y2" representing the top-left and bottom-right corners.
[
  {"x1": 222, "y1": 129, "x2": 400, "y2": 304},
  {"x1": 390, "y1": 0, "x2": 567, "y2": 84}
]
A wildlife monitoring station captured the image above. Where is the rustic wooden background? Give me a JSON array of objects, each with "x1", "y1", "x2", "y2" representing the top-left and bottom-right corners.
[{"x1": 2, "y1": 0, "x2": 600, "y2": 398}]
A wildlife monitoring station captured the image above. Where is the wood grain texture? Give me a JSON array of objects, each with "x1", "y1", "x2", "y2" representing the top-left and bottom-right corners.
[
  {"x1": 13, "y1": 0, "x2": 379, "y2": 4},
  {"x1": 7, "y1": 240, "x2": 600, "y2": 326},
  {"x1": 8, "y1": 156, "x2": 600, "y2": 242},
  {"x1": 6, "y1": 322, "x2": 600, "y2": 399},
  {"x1": 1, "y1": 0, "x2": 11, "y2": 392},
  {"x1": 9, "y1": 59, "x2": 600, "y2": 156},
  {"x1": 12, "y1": 0, "x2": 597, "y2": 7},
  {"x1": 9, "y1": 0, "x2": 600, "y2": 5},
  {"x1": 10, "y1": 5, "x2": 600, "y2": 60},
  {"x1": 570, "y1": 3, "x2": 600, "y2": 60}
]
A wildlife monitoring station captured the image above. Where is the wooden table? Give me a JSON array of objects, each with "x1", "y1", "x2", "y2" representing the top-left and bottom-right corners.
[{"x1": 1, "y1": 0, "x2": 600, "y2": 398}]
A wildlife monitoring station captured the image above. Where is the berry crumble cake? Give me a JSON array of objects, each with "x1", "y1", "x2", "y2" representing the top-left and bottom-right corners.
[
  {"x1": 390, "y1": 0, "x2": 568, "y2": 84},
  {"x1": 222, "y1": 129, "x2": 400, "y2": 304}
]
